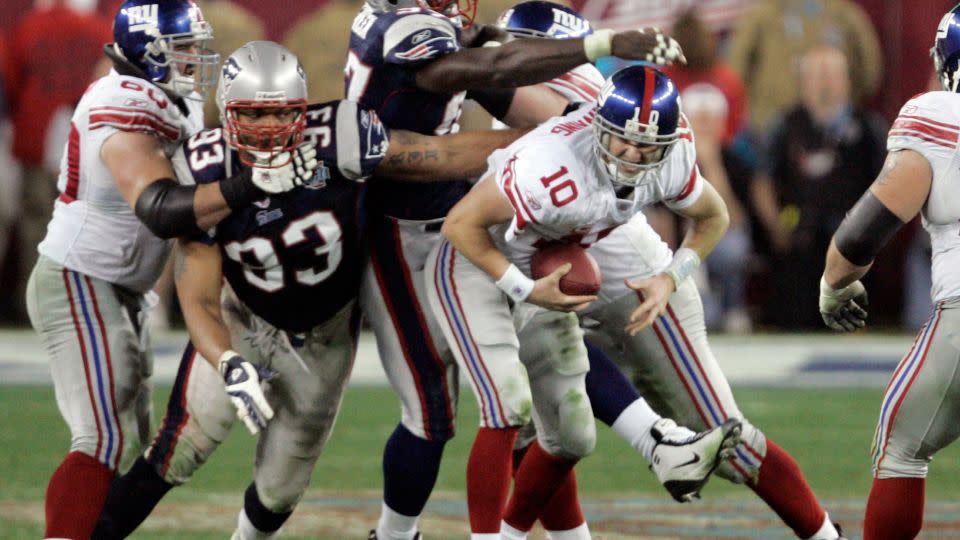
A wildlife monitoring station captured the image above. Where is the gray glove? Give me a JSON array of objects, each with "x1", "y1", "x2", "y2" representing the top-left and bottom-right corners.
[{"x1": 819, "y1": 277, "x2": 869, "y2": 332}]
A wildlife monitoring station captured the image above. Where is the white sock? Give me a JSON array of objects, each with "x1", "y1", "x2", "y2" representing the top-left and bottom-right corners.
[
  {"x1": 471, "y1": 534, "x2": 501, "y2": 540},
  {"x1": 546, "y1": 522, "x2": 592, "y2": 539},
  {"x1": 234, "y1": 508, "x2": 280, "y2": 540},
  {"x1": 805, "y1": 513, "x2": 840, "y2": 540},
  {"x1": 376, "y1": 502, "x2": 420, "y2": 540},
  {"x1": 610, "y1": 398, "x2": 663, "y2": 461},
  {"x1": 500, "y1": 521, "x2": 528, "y2": 540}
]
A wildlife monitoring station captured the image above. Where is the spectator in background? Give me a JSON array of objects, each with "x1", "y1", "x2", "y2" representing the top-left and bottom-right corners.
[
  {"x1": 0, "y1": 32, "x2": 21, "y2": 320},
  {"x1": 759, "y1": 45, "x2": 886, "y2": 328},
  {"x1": 684, "y1": 83, "x2": 756, "y2": 333},
  {"x1": 284, "y1": 1, "x2": 363, "y2": 103},
  {"x1": 663, "y1": 9, "x2": 749, "y2": 146},
  {"x1": 729, "y1": 0, "x2": 882, "y2": 134},
  {"x1": 8, "y1": 0, "x2": 111, "y2": 322}
]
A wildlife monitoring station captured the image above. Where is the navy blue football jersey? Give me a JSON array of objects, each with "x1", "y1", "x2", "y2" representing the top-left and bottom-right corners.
[
  {"x1": 172, "y1": 100, "x2": 388, "y2": 332},
  {"x1": 346, "y1": 5, "x2": 470, "y2": 220}
]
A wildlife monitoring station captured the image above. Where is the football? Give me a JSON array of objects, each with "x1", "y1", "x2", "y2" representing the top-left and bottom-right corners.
[{"x1": 530, "y1": 242, "x2": 602, "y2": 296}]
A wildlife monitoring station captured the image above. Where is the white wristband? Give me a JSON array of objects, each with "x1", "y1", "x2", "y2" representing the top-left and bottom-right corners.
[
  {"x1": 218, "y1": 349, "x2": 240, "y2": 376},
  {"x1": 583, "y1": 29, "x2": 614, "y2": 62},
  {"x1": 496, "y1": 264, "x2": 535, "y2": 302},
  {"x1": 665, "y1": 248, "x2": 700, "y2": 290}
]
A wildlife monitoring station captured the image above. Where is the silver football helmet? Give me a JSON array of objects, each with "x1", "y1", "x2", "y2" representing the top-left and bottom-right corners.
[{"x1": 216, "y1": 41, "x2": 308, "y2": 166}]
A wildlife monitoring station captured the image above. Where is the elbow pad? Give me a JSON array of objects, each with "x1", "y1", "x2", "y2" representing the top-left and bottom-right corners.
[
  {"x1": 467, "y1": 87, "x2": 517, "y2": 121},
  {"x1": 834, "y1": 190, "x2": 904, "y2": 266},
  {"x1": 134, "y1": 178, "x2": 201, "y2": 239}
]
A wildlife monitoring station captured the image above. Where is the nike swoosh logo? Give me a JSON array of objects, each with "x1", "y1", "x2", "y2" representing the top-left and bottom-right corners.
[{"x1": 678, "y1": 453, "x2": 701, "y2": 467}]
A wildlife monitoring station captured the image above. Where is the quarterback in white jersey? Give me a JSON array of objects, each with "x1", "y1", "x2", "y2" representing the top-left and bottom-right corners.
[
  {"x1": 432, "y1": 65, "x2": 846, "y2": 540},
  {"x1": 820, "y1": 7, "x2": 960, "y2": 538}
]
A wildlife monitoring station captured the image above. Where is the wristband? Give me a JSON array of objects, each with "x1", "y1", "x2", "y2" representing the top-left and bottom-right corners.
[
  {"x1": 583, "y1": 29, "x2": 614, "y2": 62},
  {"x1": 495, "y1": 264, "x2": 535, "y2": 302},
  {"x1": 665, "y1": 247, "x2": 700, "y2": 290},
  {"x1": 218, "y1": 349, "x2": 240, "y2": 377}
]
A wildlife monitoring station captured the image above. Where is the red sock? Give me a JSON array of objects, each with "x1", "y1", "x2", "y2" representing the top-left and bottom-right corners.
[
  {"x1": 467, "y1": 427, "x2": 519, "y2": 533},
  {"x1": 750, "y1": 440, "x2": 825, "y2": 538},
  {"x1": 45, "y1": 451, "x2": 115, "y2": 539},
  {"x1": 538, "y1": 468, "x2": 585, "y2": 531},
  {"x1": 503, "y1": 441, "x2": 579, "y2": 532},
  {"x1": 864, "y1": 477, "x2": 924, "y2": 540},
  {"x1": 513, "y1": 441, "x2": 585, "y2": 531}
]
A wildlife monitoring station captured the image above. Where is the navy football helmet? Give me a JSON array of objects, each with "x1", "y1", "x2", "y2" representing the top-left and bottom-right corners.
[
  {"x1": 113, "y1": 0, "x2": 219, "y2": 99},
  {"x1": 594, "y1": 65, "x2": 685, "y2": 186},
  {"x1": 496, "y1": 1, "x2": 592, "y2": 39},
  {"x1": 933, "y1": 5, "x2": 960, "y2": 92}
]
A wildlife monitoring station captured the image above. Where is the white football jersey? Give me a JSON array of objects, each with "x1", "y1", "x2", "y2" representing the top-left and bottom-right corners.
[
  {"x1": 486, "y1": 105, "x2": 703, "y2": 274},
  {"x1": 888, "y1": 91, "x2": 960, "y2": 303},
  {"x1": 38, "y1": 70, "x2": 204, "y2": 293},
  {"x1": 491, "y1": 62, "x2": 603, "y2": 130}
]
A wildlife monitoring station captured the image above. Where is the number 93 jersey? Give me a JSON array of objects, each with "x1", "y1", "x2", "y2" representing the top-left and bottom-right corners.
[
  {"x1": 485, "y1": 105, "x2": 703, "y2": 275},
  {"x1": 172, "y1": 100, "x2": 389, "y2": 332}
]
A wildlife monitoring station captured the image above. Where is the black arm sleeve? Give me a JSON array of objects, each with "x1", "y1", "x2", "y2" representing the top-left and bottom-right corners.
[
  {"x1": 134, "y1": 178, "x2": 202, "y2": 239},
  {"x1": 218, "y1": 168, "x2": 263, "y2": 211},
  {"x1": 467, "y1": 87, "x2": 517, "y2": 121},
  {"x1": 833, "y1": 190, "x2": 904, "y2": 266}
]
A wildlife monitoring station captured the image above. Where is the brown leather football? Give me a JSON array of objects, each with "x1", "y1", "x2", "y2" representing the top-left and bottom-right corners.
[{"x1": 530, "y1": 242, "x2": 601, "y2": 295}]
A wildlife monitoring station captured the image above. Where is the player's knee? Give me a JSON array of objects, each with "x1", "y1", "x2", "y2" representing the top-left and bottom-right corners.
[
  {"x1": 555, "y1": 387, "x2": 596, "y2": 458},
  {"x1": 873, "y1": 449, "x2": 930, "y2": 479},
  {"x1": 256, "y1": 473, "x2": 310, "y2": 513},
  {"x1": 493, "y1": 361, "x2": 533, "y2": 427},
  {"x1": 68, "y1": 437, "x2": 111, "y2": 467},
  {"x1": 149, "y1": 421, "x2": 224, "y2": 485}
]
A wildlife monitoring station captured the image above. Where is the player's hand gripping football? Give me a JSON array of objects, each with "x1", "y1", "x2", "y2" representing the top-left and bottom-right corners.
[
  {"x1": 528, "y1": 263, "x2": 597, "y2": 312},
  {"x1": 249, "y1": 141, "x2": 319, "y2": 194},
  {"x1": 624, "y1": 273, "x2": 675, "y2": 335},
  {"x1": 219, "y1": 351, "x2": 277, "y2": 435},
  {"x1": 613, "y1": 27, "x2": 686, "y2": 65},
  {"x1": 819, "y1": 277, "x2": 869, "y2": 332}
]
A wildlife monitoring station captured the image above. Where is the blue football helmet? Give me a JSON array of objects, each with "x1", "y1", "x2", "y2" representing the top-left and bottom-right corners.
[
  {"x1": 496, "y1": 1, "x2": 592, "y2": 39},
  {"x1": 113, "y1": 0, "x2": 219, "y2": 99},
  {"x1": 594, "y1": 65, "x2": 684, "y2": 186},
  {"x1": 933, "y1": 5, "x2": 960, "y2": 92}
]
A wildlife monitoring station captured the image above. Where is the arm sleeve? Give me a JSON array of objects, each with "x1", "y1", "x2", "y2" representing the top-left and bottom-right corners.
[
  {"x1": 88, "y1": 78, "x2": 183, "y2": 144},
  {"x1": 542, "y1": 63, "x2": 604, "y2": 104},
  {"x1": 333, "y1": 99, "x2": 390, "y2": 181},
  {"x1": 663, "y1": 138, "x2": 705, "y2": 210},
  {"x1": 382, "y1": 13, "x2": 460, "y2": 66},
  {"x1": 887, "y1": 92, "x2": 959, "y2": 163},
  {"x1": 170, "y1": 138, "x2": 218, "y2": 245}
]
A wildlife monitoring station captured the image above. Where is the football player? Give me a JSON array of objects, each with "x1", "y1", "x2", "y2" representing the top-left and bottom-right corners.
[
  {"x1": 91, "y1": 41, "x2": 525, "y2": 540},
  {"x1": 431, "y1": 65, "x2": 846, "y2": 540},
  {"x1": 346, "y1": 1, "x2": 686, "y2": 537},
  {"x1": 819, "y1": 6, "x2": 960, "y2": 539},
  {"x1": 24, "y1": 2, "x2": 222, "y2": 537}
]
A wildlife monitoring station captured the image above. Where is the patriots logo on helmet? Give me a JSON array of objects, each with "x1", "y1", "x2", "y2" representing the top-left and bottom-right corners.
[{"x1": 222, "y1": 57, "x2": 242, "y2": 82}]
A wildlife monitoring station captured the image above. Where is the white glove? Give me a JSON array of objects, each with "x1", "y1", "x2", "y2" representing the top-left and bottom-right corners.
[
  {"x1": 641, "y1": 27, "x2": 685, "y2": 66},
  {"x1": 249, "y1": 141, "x2": 319, "y2": 194},
  {"x1": 819, "y1": 276, "x2": 869, "y2": 332},
  {"x1": 219, "y1": 351, "x2": 276, "y2": 435}
]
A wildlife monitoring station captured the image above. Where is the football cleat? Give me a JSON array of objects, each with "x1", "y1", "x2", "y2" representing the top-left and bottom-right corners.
[
  {"x1": 650, "y1": 417, "x2": 742, "y2": 503},
  {"x1": 367, "y1": 530, "x2": 422, "y2": 540}
]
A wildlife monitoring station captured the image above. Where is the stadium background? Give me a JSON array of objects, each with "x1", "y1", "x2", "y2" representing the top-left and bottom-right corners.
[{"x1": 2, "y1": 0, "x2": 960, "y2": 538}]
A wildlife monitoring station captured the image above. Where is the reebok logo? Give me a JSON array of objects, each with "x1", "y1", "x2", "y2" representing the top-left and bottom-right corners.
[{"x1": 127, "y1": 4, "x2": 159, "y2": 33}]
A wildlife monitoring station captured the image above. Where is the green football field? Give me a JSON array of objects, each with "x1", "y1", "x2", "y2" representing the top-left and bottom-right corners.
[{"x1": 3, "y1": 385, "x2": 960, "y2": 539}]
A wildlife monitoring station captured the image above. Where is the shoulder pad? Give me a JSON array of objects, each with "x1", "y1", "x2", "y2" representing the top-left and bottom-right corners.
[
  {"x1": 496, "y1": 141, "x2": 587, "y2": 230},
  {"x1": 88, "y1": 75, "x2": 183, "y2": 141},
  {"x1": 382, "y1": 12, "x2": 460, "y2": 65},
  {"x1": 889, "y1": 91, "x2": 960, "y2": 153}
]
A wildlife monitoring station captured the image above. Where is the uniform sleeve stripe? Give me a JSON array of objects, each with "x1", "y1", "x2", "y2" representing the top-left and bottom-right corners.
[
  {"x1": 672, "y1": 165, "x2": 699, "y2": 201},
  {"x1": 891, "y1": 118, "x2": 959, "y2": 143},
  {"x1": 89, "y1": 112, "x2": 180, "y2": 140},
  {"x1": 550, "y1": 72, "x2": 601, "y2": 101},
  {"x1": 90, "y1": 105, "x2": 175, "y2": 127},
  {"x1": 888, "y1": 130, "x2": 957, "y2": 149},
  {"x1": 500, "y1": 156, "x2": 536, "y2": 229},
  {"x1": 335, "y1": 101, "x2": 363, "y2": 180},
  {"x1": 897, "y1": 114, "x2": 959, "y2": 131}
]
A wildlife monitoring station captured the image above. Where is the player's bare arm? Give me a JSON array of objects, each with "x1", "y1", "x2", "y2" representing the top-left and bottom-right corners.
[
  {"x1": 173, "y1": 239, "x2": 232, "y2": 369},
  {"x1": 625, "y1": 182, "x2": 729, "y2": 335},
  {"x1": 415, "y1": 28, "x2": 683, "y2": 93},
  {"x1": 820, "y1": 149, "x2": 932, "y2": 331},
  {"x1": 442, "y1": 176, "x2": 596, "y2": 311},
  {"x1": 377, "y1": 127, "x2": 528, "y2": 182},
  {"x1": 103, "y1": 131, "x2": 235, "y2": 236}
]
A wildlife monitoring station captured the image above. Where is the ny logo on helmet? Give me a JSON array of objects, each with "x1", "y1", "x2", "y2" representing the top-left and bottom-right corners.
[
  {"x1": 127, "y1": 4, "x2": 159, "y2": 33},
  {"x1": 551, "y1": 8, "x2": 588, "y2": 33}
]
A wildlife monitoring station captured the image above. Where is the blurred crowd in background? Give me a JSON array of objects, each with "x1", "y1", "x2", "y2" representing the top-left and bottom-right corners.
[{"x1": 0, "y1": 0, "x2": 952, "y2": 333}]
